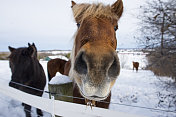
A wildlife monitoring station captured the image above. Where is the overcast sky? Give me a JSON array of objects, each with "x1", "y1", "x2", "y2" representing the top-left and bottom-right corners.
[{"x1": 0, "y1": 0, "x2": 144, "y2": 51}]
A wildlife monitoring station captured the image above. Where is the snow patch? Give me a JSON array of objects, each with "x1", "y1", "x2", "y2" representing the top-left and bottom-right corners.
[
  {"x1": 49, "y1": 75, "x2": 72, "y2": 85},
  {"x1": 48, "y1": 55, "x2": 68, "y2": 61}
]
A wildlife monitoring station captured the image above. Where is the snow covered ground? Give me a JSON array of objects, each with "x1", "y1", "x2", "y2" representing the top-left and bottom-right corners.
[
  {"x1": 40, "y1": 50, "x2": 71, "y2": 55},
  {"x1": 0, "y1": 51, "x2": 176, "y2": 117}
]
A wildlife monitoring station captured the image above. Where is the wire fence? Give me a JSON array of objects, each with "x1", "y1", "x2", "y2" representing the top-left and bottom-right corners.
[{"x1": 0, "y1": 77, "x2": 176, "y2": 115}]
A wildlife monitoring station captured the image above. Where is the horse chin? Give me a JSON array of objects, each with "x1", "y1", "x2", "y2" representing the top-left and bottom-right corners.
[{"x1": 79, "y1": 89, "x2": 109, "y2": 101}]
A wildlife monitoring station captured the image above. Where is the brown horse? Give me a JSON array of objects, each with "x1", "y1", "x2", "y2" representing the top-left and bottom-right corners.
[
  {"x1": 47, "y1": 58, "x2": 68, "y2": 81},
  {"x1": 133, "y1": 61, "x2": 139, "y2": 72},
  {"x1": 67, "y1": 0, "x2": 123, "y2": 108}
]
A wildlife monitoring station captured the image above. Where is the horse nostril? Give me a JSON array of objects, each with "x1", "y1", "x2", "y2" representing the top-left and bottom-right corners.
[
  {"x1": 74, "y1": 52, "x2": 87, "y2": 74},
  {"x1": 108, "y1": 56, "x2": 120, "y2": 78}
]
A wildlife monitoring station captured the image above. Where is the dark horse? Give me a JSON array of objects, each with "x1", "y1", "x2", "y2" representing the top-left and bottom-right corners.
[
  {"x1": 47, "y1": 58, "x2": 68, "y2": 81},
  {"x1": 50, "y1": 0, "x2": 123, "y2": 109},
  {"x1": 8, "y1": 43, "x2": 46, "y2": 117},
  {"x1": 133, "y1": 61, "x2": 139, "y2": 72}
]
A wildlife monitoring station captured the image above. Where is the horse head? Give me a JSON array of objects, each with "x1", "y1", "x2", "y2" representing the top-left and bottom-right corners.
[
  {"x1": 69, "y1": 0, "x2": 123, "y2": 101},
  {"x1": 8, "y1": 43, "x2": 37, "y2": 88}
]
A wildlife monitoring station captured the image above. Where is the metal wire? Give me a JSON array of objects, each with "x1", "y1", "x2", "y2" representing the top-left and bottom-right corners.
[
  {"x1": 98, "y1": 100, "x2": 176, "y2": 113},
  {"x1": 0, "y1": 78, "x2": 176, "y2": 114},
  {"x1": 9, "y1": 80, "x2": 45, "y2": 92}
]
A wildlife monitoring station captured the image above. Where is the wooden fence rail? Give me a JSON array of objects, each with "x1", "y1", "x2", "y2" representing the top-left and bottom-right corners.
[{"x1": 0, "y1": 84, "x2": 146, "y2": 117}]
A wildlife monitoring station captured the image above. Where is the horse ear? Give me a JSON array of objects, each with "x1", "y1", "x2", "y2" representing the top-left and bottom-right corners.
[
  {"x1": 32, "y1": 43, "x2": 36, "y2": 47},
  {"x1": 28, "y1": 43, "x2": 31, "y2": 47},
  {"x1": 27, "y1": 46, "x2": 34, "y2": 57},
  {"x1": 71, "y1": 1, "x2": 76, "y2": 8},
  {"x1": 111, "y1": 0, "x2": 123, "y2": 18},
  {"x1": 8, "y1": 46, "x2": 16, "y2": 52}
]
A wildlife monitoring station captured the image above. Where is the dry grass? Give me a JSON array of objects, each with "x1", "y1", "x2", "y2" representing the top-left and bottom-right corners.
[
  {"x1": 146, "y1": 50, "x2": 176, "y2": 79},
  {"x1": 37, "y1": 52, "x2": 53, "y2": 60},
  {"x1": 0, "y1": 52, "x2": 10, "y2": 60},
  {"x1": 0, "y1": 51, "x2": 70, "y2": 60}
]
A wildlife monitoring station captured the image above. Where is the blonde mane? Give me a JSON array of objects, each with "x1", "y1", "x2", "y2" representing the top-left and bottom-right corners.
[{"x1": 72, "y1": 3, "x2": 119, "y2": 23}]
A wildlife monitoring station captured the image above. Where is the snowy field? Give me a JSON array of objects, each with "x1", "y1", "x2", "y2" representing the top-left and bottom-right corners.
[
  {"x1": 0, "y1": 51, "x2": 176, "y2": 117},
  {"x1": 40, "y1": 50, "x2": 71, "y2": 55}
]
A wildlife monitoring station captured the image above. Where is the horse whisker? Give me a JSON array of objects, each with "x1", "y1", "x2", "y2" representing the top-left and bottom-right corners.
[{"x1": 85, "y1": 99, "x2": 96, "y2": 109}]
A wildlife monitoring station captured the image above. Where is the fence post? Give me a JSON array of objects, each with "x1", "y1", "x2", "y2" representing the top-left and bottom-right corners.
[{"x1": 51, "y1": 95, "x2": 55, "y2": 117}]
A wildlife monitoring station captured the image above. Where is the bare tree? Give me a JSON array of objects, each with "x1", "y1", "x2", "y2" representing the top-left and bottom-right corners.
[{"x1": 137, "y1": 0, "x2": 176, "y2": 54}]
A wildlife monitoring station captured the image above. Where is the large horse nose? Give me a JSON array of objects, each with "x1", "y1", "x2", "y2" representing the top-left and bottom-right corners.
[
  {"x1": 74, "y1": 48, "x2": 120, "y2": 79},
  {"x1": 73, "y1": 47, "x2": 120, "y2": 100}
]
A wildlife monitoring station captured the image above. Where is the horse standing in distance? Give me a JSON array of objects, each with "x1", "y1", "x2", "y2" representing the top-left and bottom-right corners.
[
  {"x1": 133, "y1": 61, "x2": 139, "y2": 72},
  {"x1": 53, "y1": 0, "x2": 123, "y2": 109},
  {"x1": 8, "y1": 43, "x2": 46, "y2": 117}
]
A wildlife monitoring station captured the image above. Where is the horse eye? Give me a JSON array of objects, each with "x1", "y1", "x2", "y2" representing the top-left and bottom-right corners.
[
  {"x1": 77, "y1": 23, "x2": 80, "y2": 28},
  {"x1": 114, "y1": 25, "x2": 118, "y2": 31}
]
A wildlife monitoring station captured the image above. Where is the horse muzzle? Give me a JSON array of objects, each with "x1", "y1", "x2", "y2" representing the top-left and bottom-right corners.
[
  {"x1": 79, "y1": 81, "x2": 111, "y2": 101},
  {"x1": 73, "y1": 44, "x2": 120, "y2": 101}
]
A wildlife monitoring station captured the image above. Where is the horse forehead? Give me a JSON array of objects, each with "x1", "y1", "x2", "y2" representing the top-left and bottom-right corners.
[
  {"x1": 10, "y1": 48, "x2": 29, "y2": 61},
  {"x1": 81, "y1": 17, "x2": 113, "y2": 31},
  {"x1": 76, "y1": 18, "x2": 116, "y2": 47}
]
